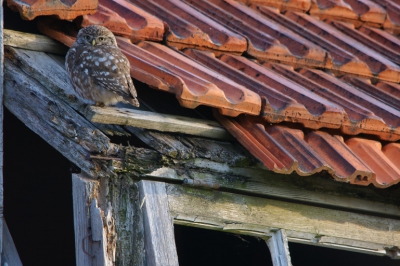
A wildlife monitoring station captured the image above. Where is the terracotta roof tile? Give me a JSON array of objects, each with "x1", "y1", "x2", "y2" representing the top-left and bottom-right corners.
[
  {"x1": 184, "y1": 0, "x2": 329, "y2": 68},
  {"x1": 119, "y1": 40, "x2": 261, "y2": 117},
  {"x1": 346, "y1": 138, "x2": 400, "y2": 187},
  {"x1": 358, "y1": 25, "x2": 400, "y2": 64},
  {"x1": 329, "y1": 20, "x2": 400, "y2": 65},
  {"x1": 129, "y1": 0, "x2": 247, "y2": 54},
  {"x1": 6, "y1": 0, "x2": 98, "y2": 20},
  {"x1": 341, "y1": 75, "x2": 400, "y2": 111},
  {"x1": 256, "y1": 7, "x2": 369, "y2": 74},
  {"x1": 215, "y1": 112, "x2": 399, "y2": 188},
  {"x1": 217, "y1": 53, "x2": 345, "y2": 128},
  {"x1": 299, "y1": 68, "x2": 400, "y2": 139},
  {"x1": 215, "y1": 112, "x2": 296, "y2": 171},
  {"x1": 264, "y1": 63, "x2": 398, "y2": 140},
  {"x1": 37, "y1": 18, "x2": 78, "y2": 47},
  {"x1": 83, "y1": 0, "x2": 165, "y2": 43},
  {"x1": 185, "y1": 49, "x2": 331, "y2": 124},
  {"x1": 285, "y1": 11, "x2": 400, "y2": 82},
  {"x1": 381, "y1": 0, "x2": 400, "y2": 35},
  {"x1": 246, "y1": 0, "x2": 312, "y2": 13},
  {"x1": 309, "y1": 0, "x2": 386, "y2": 28}
]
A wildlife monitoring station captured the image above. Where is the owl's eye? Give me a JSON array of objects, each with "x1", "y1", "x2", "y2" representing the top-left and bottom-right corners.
[
  {"x1": 98, "y1": 37, "x2": 105, "y2": 41},
  {"x1": 84, "y1": 35, "x2": 91, "y2": 40}
]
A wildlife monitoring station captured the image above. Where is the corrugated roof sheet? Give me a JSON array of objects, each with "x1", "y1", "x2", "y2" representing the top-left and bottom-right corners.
[{"x1": 18, "y1": 0, "x2": 400, "y2": 188}]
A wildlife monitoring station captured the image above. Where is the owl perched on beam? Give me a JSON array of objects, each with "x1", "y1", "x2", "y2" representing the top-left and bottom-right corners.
[{"x1": 65, "y1": 25, "x2": 139, "y2": 107}]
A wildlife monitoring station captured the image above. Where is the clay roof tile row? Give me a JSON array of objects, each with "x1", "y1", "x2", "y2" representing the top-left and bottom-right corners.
[
  {"x1": 6, "y1": 0, "x2": 98, "y2": 20},
  {"x1": 215, "y1": 112, "x2": 400, "y2": 188}
]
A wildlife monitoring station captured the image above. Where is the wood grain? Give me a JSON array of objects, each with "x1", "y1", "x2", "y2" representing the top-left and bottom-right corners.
[
  {"x1": 4, "y1": 52, "x2": 120, "y2": 177},
  {"x1": 138, "y1": 180, "x2": 179, "y2": 266},
  {"x1": 266, "y1": 229, "x2": 292, "y2": 266},
  {"x1": 85, "y1": 106, "x2": 232, "y2": 140},
  {"x1": 167, "y1": 184, "x2": 400, "y2": 257},
  {"x1": 4, "y1": 29, "x2": 68, "y2": 54}
]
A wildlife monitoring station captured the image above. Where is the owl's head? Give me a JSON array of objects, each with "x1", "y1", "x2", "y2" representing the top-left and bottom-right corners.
[{"x1": 75, "y1": 25, "x2": 118, "y2": 47}]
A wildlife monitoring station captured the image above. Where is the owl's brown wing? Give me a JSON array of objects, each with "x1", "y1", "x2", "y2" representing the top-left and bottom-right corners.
[{"x1": 88, "y1": 47, "x2": 138, "y2": 98}]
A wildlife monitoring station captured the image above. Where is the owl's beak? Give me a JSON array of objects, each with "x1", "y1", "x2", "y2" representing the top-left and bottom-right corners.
[{"x1": 92, "y1": 39, "x2": 96, "y2": 46}]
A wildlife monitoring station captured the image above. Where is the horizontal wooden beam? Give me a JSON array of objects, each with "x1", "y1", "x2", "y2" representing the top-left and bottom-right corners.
[
  {"x1": 84, "y1": 106, "x2": 233, "y2": 140},
  {"x1": 4, "y1": 29, "x2": 68, "y2": 55},
  {"x1": 117, "y1": 146, "x2": 400, "y2": 219},
  {"x1": 166, "y1": 184, "x2": 400, "y2": 258}
]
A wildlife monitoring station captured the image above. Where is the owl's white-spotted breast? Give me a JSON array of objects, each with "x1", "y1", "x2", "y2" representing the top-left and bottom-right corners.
[{"x1": 65, "y1": 25, "x2": 139, "y2": 107}]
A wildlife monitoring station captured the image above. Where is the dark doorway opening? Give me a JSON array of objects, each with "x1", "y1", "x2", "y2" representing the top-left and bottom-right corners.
[{"x1": 4, "y1": 109, "x2": 76, "y2": 266}]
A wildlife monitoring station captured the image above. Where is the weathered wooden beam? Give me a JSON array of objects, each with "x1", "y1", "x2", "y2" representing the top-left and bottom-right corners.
[
  {"x1": 4, "y1": 51, "x2": 121, "y2": 177},
  {"x1": 5, "y1": 46, "x2": 130, "y2": 137},
  {"x1": 2, "y1": 219, "x2": 22, "y2": 266},
  {"x1": 85, "y1": 106, "x2": 232, "y2": 140},
  {"x1": 4, "y1": 29, "x2": 68, "y2": 54},
  {"x1": 138, "y1": 180, "x2": 179, "y2": 266},
  {"x1": 72, "y1": 174, "x2": 112, "y2": 266},
  {"x1": 166, "y1": 184, "x2": 400, "y2": 258},
  {"x1": 118, "y1": 145, "x2": 400, "y2": 219},
  {"x1": 266, "y1": 229, "x2": 292, "y2": 266}
]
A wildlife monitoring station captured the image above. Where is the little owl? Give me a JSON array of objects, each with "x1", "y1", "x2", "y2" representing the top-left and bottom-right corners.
[{"x1": 65, "y1": 25, "x2": 139, "y2": 107}]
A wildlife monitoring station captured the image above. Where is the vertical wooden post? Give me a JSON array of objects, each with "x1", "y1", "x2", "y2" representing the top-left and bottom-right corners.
[
  {"x1": 0, "y1": 0, "x2": 4, "y2": 263},
  {"x1": 266, "y1": 229, "x2": 292, "y2": 266},
  {"x1": 2, "y1": 219, "x2": 22, "y2": 266},
  {"x1": 138, "y1": 180, "x2": 179, "y2": 266},
  {"x1": 72, "y1": 174, "x2": 110, "y2": 266}
]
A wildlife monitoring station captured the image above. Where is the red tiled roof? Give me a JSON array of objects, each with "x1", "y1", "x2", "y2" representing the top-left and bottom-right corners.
[
  {"x1": 81, "y1": 0, "x2": 165, "y2": 43},
  {"x1": 6, "y1": 0, "x2": 98, "y2": 20},
  {"x1": 19, "y1": 0, "x2": 400, "y2": 187}
]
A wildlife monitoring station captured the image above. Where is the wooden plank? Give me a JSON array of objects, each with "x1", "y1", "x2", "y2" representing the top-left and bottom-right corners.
[
  {"x1": 85, "y1": 106, "x2": 232, "y2": 140},
  {"x1": 2, "y1": 219, "x2": 22, "y2": 266},
  {"x1": 119, "y1": 146, "x2": 400, "y2": 219},
  {"x1": 72, "y1": 174, "x2": 111, "y2": 266},
  {"x1": 138, "y1": 180, "x2": 179, "y2": 266},
  {"x1": 4, "y1": 29, "x2": 68, "y2": 54},
  {"x1": 166, "y1": 184, "x2": 400, "y2": 258},
  {"x1": 266, "y1": 229, "x2": 292, "y2": 266}
]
